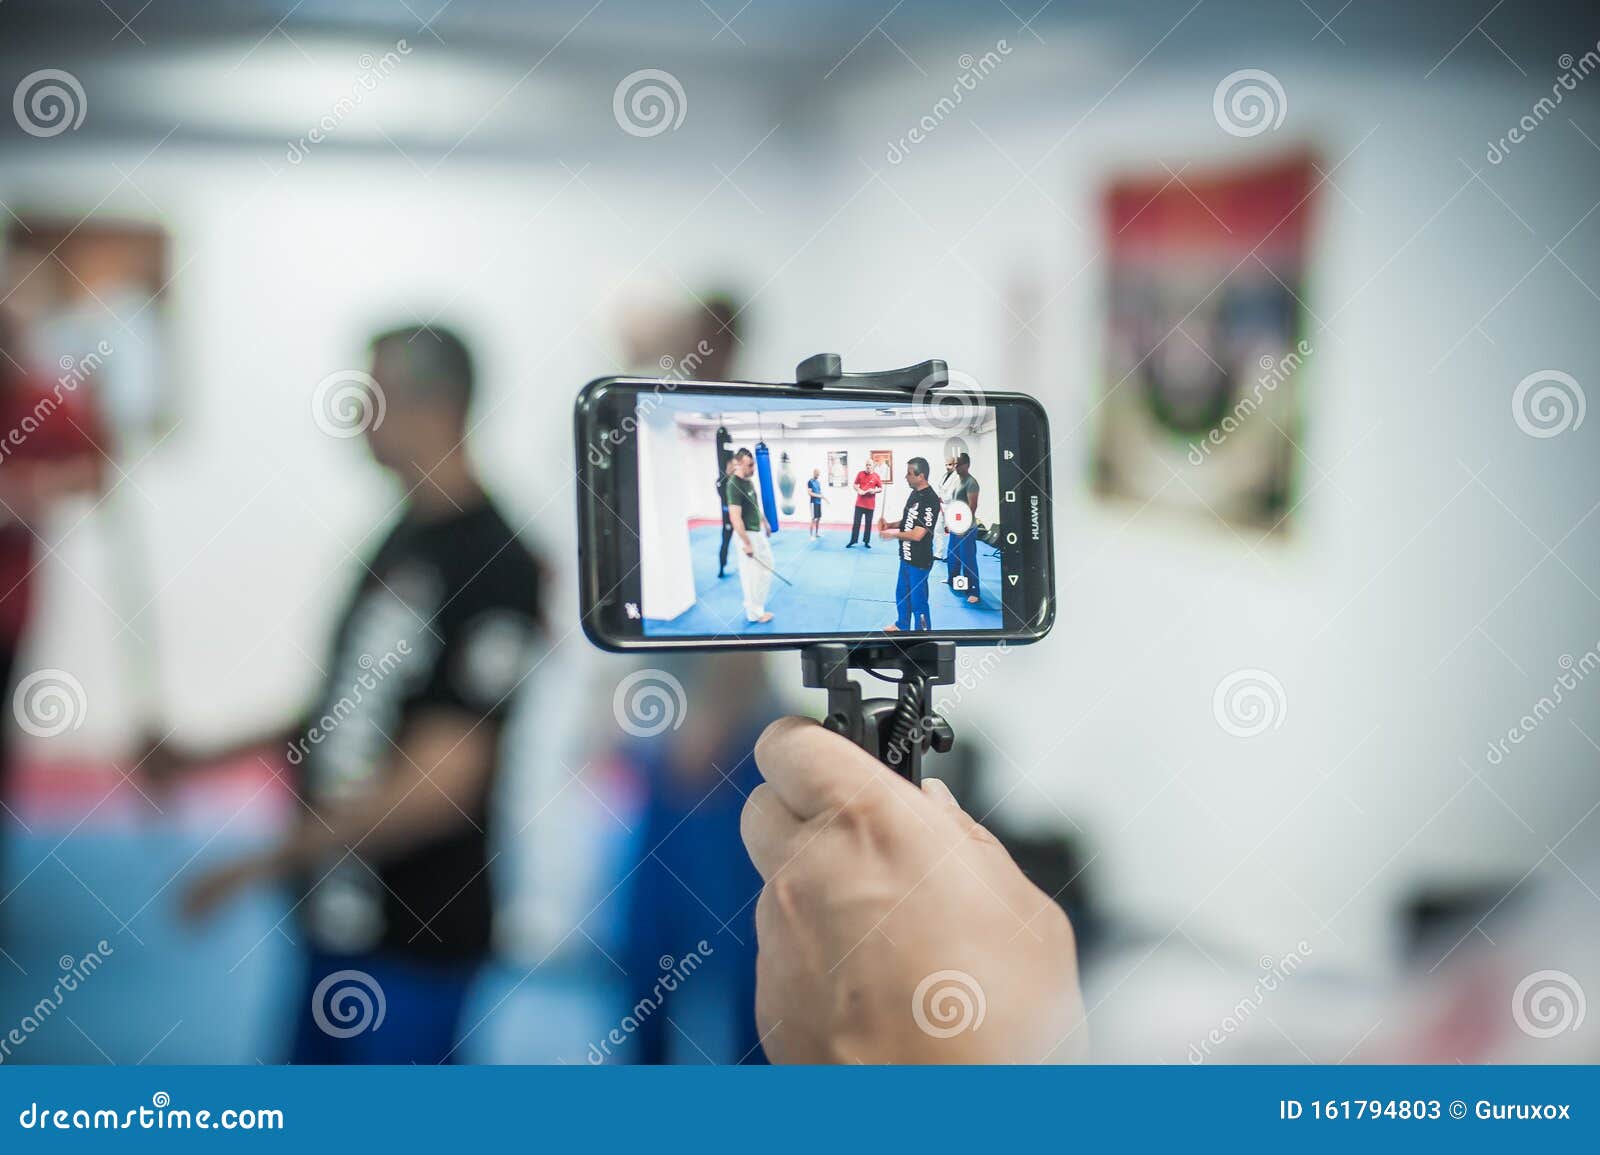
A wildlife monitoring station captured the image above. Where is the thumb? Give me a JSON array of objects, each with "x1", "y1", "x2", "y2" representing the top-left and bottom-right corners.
[{"x1": 920, "y1": 777, "x2": 1007, "y2": 850}]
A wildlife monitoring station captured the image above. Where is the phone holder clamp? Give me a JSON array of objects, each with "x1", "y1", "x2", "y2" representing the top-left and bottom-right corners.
[
  {"x1": 799, "y1": 641, "x2": 956, "y2": 783},
  {"x1": 794, "y1": 353, "x2": 948, "y2": 395}
]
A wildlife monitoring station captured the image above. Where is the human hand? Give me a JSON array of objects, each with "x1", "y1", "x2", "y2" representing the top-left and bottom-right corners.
[
  {"x1": 743, "y1": 541, "x2": 754, "y2": 556},
  {"x1": 740, "y1": 717, "x2": 1087, "y2": 1063}
]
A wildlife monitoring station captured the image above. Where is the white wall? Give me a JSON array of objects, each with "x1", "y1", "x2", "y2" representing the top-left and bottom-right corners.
[
  {"x1": 678, "y1": 427, "x2": 1000, "y2": 525},
  {"x1": 636, "y1": 406, "x2": 695, "y2": 620},
  {"x1": 796, "y1": 47, "x2": 1600, "y2": 970}
]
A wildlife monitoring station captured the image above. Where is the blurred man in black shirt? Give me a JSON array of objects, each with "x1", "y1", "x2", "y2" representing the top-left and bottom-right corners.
[
  {"x1": 877, "y1": 456, "x2": 940, "y2": 632},
  {"x1": 160, "y1": 325, "x2": 543, "y2": 1063}
]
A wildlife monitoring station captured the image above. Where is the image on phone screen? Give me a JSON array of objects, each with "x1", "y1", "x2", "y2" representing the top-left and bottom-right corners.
[{"x1": 579, "y1": 382, "x2": 1052, "y2": 648}]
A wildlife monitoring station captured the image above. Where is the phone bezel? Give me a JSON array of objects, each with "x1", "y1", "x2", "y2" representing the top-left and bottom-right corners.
[{"x1": 575, "y1": 375, "x2": 1055, "y2": 652}]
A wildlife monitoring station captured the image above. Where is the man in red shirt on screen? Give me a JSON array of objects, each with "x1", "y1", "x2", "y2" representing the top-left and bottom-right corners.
[{"x1": 846, "y1": 464, "x2": 882, "y2": 549}]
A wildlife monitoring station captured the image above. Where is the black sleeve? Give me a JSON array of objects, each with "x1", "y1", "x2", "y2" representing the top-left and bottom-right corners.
[{"x1": 416, "y1": 546, "x2": 543, "y2": 721}]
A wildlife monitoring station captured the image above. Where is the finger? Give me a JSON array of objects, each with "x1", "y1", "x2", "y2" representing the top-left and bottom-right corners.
[
  {"x1": 920, "y1": 776, "x2": 1007, "y2": 850},
  {"x1": 740, "y1": 782, "x2": 803, "y2": 879},
  {"x1": 754, "y1": 716, "x2": 916, "y2": 821}
]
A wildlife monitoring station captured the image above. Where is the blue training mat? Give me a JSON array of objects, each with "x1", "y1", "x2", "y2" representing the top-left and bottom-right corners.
[{"x1": 755, "y1": 441, "x2": 780, "y2": 533}]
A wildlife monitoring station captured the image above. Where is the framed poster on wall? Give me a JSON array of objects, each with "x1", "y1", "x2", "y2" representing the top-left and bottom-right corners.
[
  {"x1": 1092, "y1": 154, "x2": 1317, "y2": 534},
  {"x1": 3, "y1": 218, "x2": 176, "y2": 438}
]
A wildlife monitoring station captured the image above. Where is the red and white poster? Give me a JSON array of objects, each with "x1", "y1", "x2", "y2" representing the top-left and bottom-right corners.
[{"x1": 1093, "y1": 154, "x2": 1319, "y2": 533}]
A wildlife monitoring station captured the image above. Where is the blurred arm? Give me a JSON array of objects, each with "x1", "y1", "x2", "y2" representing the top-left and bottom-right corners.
[{"x1": 183, "y1": 709, "x2": 494, "y2": 918}]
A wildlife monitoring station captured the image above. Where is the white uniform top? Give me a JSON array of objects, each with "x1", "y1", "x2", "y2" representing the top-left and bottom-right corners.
[{"x1": 934, "y1": 469, "x2": 961, "y2": 545}]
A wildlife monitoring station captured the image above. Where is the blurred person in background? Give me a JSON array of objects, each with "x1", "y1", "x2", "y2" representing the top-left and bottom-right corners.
[
  {"x1": 690, "y1": 295, "x2": 740, "y2": 384},
  {"x1": 616, "y1": 652, "x2": 772, "y2": 1064},
  {"x1": 608, "y1": 293, "x2": 768, "y2": 1063},
  {"x1": 0, "y1": 307, "x2": 107, "y2": 892},
  {"x1": 147, "y1": 324, "x2": 545, "y2": 1064}
]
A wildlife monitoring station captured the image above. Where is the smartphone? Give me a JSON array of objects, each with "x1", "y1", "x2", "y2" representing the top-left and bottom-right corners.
[{"x1": 575, "y1": 376, "x2": 1054, "y2": 651}]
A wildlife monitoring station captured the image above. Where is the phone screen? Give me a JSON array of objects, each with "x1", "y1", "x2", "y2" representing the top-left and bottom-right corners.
[{"x1": 578, "y1": 381, "x2": 1053, "y2": 649}]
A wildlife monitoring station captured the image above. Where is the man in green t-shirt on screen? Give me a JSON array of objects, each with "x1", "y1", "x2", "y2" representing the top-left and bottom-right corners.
[{"x1": 726, "y1": 448, "x2": 774, "y2": 625}]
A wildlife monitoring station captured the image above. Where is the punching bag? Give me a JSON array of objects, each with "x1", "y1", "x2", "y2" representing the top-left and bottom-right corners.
[
  {"x1": 716, "y1": 425, "x2": 732, "y2": 518},
  {"x1": 754, "y1": 441, "x2": 780, "y2": 533},
  {"x1": 778, "y1": 451, "x2": 796, "y2": 515},
  {"x1": 715, "y1": 425, "x2": 732, "y2": 500}
]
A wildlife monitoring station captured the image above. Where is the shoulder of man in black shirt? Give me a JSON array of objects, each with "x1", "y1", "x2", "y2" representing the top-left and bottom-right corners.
[
  {"x1": 414, "y1": 500, "x2": 544, "y2": 715},
  {"x1": 898, "y1": 486, "x2": 941, "y2": 568}
]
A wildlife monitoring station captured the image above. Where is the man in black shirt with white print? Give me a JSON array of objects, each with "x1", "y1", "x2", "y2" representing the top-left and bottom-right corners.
[
  {"x1": 877, "y1": 456, "x2": 940, "y2": 632},
  {"x1": 156, "y1": 325, "x2": 543, "y2": 1064}
]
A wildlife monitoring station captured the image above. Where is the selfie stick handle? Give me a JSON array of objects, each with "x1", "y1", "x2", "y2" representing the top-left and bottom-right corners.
[{"x1": 799, "y1": 642, "x2": 956, "y2": 784}]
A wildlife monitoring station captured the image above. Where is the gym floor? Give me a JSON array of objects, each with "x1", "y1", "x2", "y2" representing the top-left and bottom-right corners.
[
  {"x1": 646, "y1": 521, "x2": 1004, "y2": 637},
  {"x1": 0, "y1": 764, "x2": 629, "y2": 1064}
]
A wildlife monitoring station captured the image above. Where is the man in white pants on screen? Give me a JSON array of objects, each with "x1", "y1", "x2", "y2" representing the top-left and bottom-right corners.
[{"x1": 726, "y1": 448, "x2": 774, "y2": 624}]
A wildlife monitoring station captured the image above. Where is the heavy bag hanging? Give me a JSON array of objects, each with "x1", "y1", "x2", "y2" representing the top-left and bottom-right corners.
[{"x1": 754, "y1": 441, "x2": 780, "y2": 533}]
